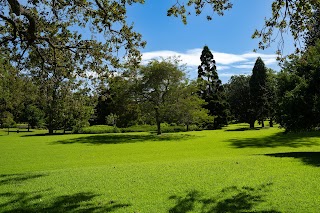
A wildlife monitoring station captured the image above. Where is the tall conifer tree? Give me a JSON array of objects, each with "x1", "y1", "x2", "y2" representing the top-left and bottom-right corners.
[
  {"x1": 249, "y1": 57, "x2": 268, "y2": 128},
  {"x1": 197, "y1": 46, "x2": 229, "y2": 128}
]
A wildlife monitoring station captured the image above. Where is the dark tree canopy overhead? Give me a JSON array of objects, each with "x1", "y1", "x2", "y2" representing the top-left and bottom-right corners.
[
  {"x1": 0, "y1": 0, "x2": 146, "y2": 78},
  {"x1": 304, "y1": 8, "x2": 320, "y2": 48},
  {"x1": 1, "y1": 0, "x2": 318, "y2": 70}
]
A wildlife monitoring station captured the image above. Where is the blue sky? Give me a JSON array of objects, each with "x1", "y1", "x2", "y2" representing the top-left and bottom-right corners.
[{"x1": 126, "y1": 0, "x2": 295, "y2": 83}]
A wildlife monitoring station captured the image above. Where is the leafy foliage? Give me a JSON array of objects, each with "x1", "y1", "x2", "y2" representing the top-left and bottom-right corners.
[
  {"x1": 0, "y1": 53, "x2": 27, "y2": 127},
  {"x1": 139, "y1": 58, "x2": 186, "y2": 134},
  {"x1": 276, "y1": 39, "x2": 320, "y2": 131},
  {"x1": 304, "y1": 7, "x2": 320, "y2": 48},
  {"x1": 167, "y1": 81, "x2": 213, "y2": 130},
  {"x1": 265, "y1": 68, "x2": 278, "y2": 127},
  {"x1": 226, "y1": 75, "x2": 252, "y2": 124},
  {"x1": 0, "y1": 0, "x2": 145, "y2": 76},
  {"x1": 252, "y1": 0, "x2": 320, "y2": 56},
  {"x1": 24, "y1": 105, "x2": 45, "y2": 129}
]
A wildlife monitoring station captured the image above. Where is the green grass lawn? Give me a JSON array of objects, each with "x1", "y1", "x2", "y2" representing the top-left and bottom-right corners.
[{"x1": 1, "y1": 124, "x2": 320, "y2": 212}]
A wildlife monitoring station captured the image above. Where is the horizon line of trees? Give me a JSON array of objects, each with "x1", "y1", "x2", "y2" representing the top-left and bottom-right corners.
[{"x1": 2, "y1": 39, "x2": 320, "y2": 134}]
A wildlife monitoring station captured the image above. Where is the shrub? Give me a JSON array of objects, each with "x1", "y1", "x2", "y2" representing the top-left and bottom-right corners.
[
  {"x1": 120, "y1": 125, "x2": 155, "y2": 133},
  {"x1": 79, "y1": 125, "x2": 120, "y2": 134},
  {"x1": 79, "y1": 124, "x2": 203, "y2": 134}
]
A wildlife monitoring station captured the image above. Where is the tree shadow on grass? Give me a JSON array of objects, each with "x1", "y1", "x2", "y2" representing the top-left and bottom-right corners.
[
  {"x1": 0, "y1": 172, "x2": 131, "y2": 212},
  {"x1": 264, "y1": 152, "x2": 320, "y2": 167},
  {"x1": 0, "y1": 191, "x2": 131, "y2": 212},
  {"x1": 0, "y1": 173, "x2": 47, "y2": 185},
  {"x1": 227, "y1": 131, "x2": 320, "y2": 148},
  {"x1": 21, "y1": 132, "x2": 73, "y2": 137},
  {"x1": 169, "y1": 183, "x2": 280, "y2": 213},
  {"x1": 52, "y1": 134, "x2": 195, "y2": 145}
]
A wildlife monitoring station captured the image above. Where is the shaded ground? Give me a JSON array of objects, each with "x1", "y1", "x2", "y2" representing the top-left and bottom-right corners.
[
  {"x1": 1, "y1": 173, "x2": 281, "y2": 212},
  {"x1": 169, "y1": 183, "x2": 280, "y2": 213},
  {"x1": 0, "y1": 191, "x2": 130, "y2": 213},
  {"x1": 0, "y1": 173, "x2": 47, "y2": 185},
  {"x1": 265, "y1": 152, "x2": 320, "y2": 167},
  {"x1": 21, "y1": 132, "x2": 72, "y2": 137},
  {"x1": 52, "y1": 134, "x2": 195, "y2": 145},
  {"x1": 227, "y1": 131, "x2": 320, "y2": 148},
  {"x1": 0, "y1": 173, "x2": 130, "y2": 212}
]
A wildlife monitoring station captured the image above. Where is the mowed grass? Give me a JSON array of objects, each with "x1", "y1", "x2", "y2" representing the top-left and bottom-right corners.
[{"x1": 1, "y1": 124, "x2": 320, "y2": 212}]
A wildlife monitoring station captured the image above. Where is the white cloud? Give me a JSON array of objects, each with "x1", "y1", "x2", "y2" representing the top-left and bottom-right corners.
[
  {"x1": 142, "y1": 50, "x2": 201, "y2": 66},
  {"x1": 233, "y1": 65, "x2": 253, "y2": 69},
  {"x1": 242, "y1": 61, "x2": 255, "y2": 65},
  {"x1": 212, "y1": 52, "x2": 247, "y2": 65},
  {"x1": 219, "y1": 73, "x2": 236, "y2": 77},
  {"x1": 217, "y1": 65, "x2": 231, "y2": 71},
  {"x1": 141, "y1": 48, "x2": 279, "y2": 82},
  {"x1": 142, "y1": 48, "x2": 277, "y2": 66}
]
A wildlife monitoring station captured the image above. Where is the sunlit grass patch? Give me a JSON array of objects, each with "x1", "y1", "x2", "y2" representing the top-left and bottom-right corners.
[{"x1": 1, "y1": 124, "x2": 320, "y2": 212}]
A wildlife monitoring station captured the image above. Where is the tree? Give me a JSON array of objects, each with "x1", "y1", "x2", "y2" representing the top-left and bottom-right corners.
[
  {"x1": 19, "y1": 41, "x2": 97, "y2": 134},
  {"x1": 0, "y1": 55, "x2": 13, "y2": 127},
  {"x1": 106, "y1": 113, "x2": 118, "y2": 127},
  {"x1": 173, "y1": 82, "x2": 212, "y2": 131},
  {"x1": 276, "y1": 39, "x2": 320, "y2": 131},
  {"x1": 0, "y1": 52, "x2": 46, "y2": 131},
  {"x1": 92, "y1": 74, "x2": 141, "y2": 127},
  {"x1": 139, "y1": 58, "x2": 185, "y2": 135},
  {"x1": 249, "y1": 57, "x2": 268, "y2": 128},
  {"x1": 226, "y1": 75, "x2": 253, "y2": 124},
  {"x1": 0, "y1": 53, "x2": 24, "y2": 127},
  {"x1": 24, "y1": 105, "x2": 45, "y2": 131},
  {"x1": 304, "y1": 7, "x2": 320, "y2": 48},
  {"x1": 58, "y1": 85, "x2": 94, "y2": 133},
  {"x1": 197, "y1": 45, "x2": 229, "y2": 129},
  {"x1": 265, "y1": 68, "x2": 278, "y2": 127},
  {"x1": 1, "y1": 111, "x2": 15, "y2": 134},
  {"x1": 92, "y1": 88, "x2": 113, "y2": 125}
]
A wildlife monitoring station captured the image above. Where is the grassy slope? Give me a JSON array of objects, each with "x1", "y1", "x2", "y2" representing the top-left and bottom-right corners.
[{"x1": 0, "y1": 124, "x2": 320, "y2": 212}]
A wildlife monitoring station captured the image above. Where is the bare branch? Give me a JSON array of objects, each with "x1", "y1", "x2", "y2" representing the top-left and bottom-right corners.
[{"x1": 0, "y1": 14, "x2": 17, "y2": 45}]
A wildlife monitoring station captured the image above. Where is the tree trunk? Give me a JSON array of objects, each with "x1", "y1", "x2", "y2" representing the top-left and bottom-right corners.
[
  {"x1": 7, "y1": 127, "x2": 9, "y2": 135},
  {"x1": 63, "y1": 121, "x2": 66, "y2": 134},
  {"x1": 156, "y1": 121, "x2": 161, "y2": 135},
  {"x1": 269, "y1": 118, "x2": 273, "y2": 127},
  {"x1": 48, "y1": 83, "x2": 57, "y2": 135},
  {"x1": 261, "y1": 120, "x2": 264, "y2": 127},
  {"x1": 186, "y1": 123, "x2": 189, "y2": 131},
  {"x1": 28, "y1": 124, "x2": 30, "y2": 132},
  {"x1": 249, "y1": 121, "x2": 255, "y2": 128},
  {"x1": 155, "y1": 107, "x2": 161, "y2": 135},
  {"x1": 48, "y1": 127, "x2": 54, "y2": 134}
]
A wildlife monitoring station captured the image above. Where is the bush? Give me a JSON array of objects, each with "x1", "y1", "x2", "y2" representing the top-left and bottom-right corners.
[
  {"x1": 161, "y1": 124, "x2": 185, "y2": 133},
  {"x1": 79, "y1": 125, "x2": 120, "y2": 134},
  {"x1": 79, "y1": 124, "x2": 203, "y2": 134},
  {"x1": 188, "y1": 124, "x2": 201, "y2": 131},
  {"x1": 120, "y1": 125, "x2": 155, "y2": 133}
]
